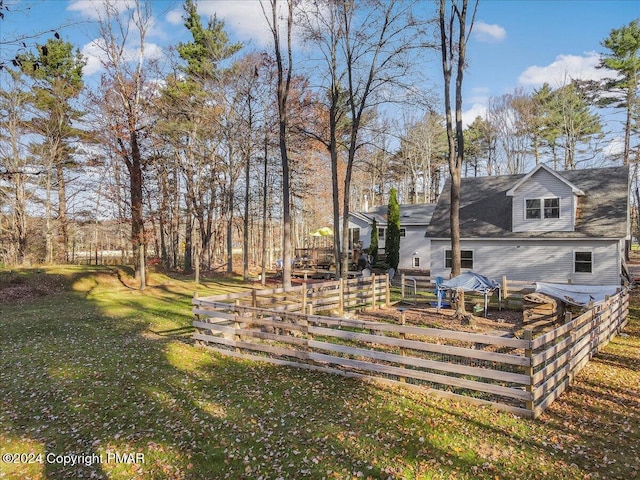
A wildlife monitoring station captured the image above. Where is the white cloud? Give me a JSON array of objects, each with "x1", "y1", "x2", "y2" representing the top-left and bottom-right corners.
[
  {"x1": 166, "y1": 9, "x2": 183, "y2": 25},
  {"x1": 462, "y1": 103, "x2": 488, "y2": 128},
  {"x1": 518, "y1": 51, "x2": 616, "y2": 87},
  {"x1": 80, "y1": 38, "x2": 164, "y2": 76},
  {"x1": 197, "y1": 0, "x2": 319, "y2": 49},
  {"x1": 81, "y1": 38, "x2": 108, "y2": 75},
  {"x1": 67, "y1": 0, "x2": 134, "y2": 20},
  {"x1": 473, "y1": 21, "x2": 506, "y2": 43},
  {"x1": 198, "y1": 1, "x2": 273, "y2": 46}
]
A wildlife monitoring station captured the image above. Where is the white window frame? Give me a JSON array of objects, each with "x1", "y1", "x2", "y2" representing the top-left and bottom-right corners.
[
  {"x1": 413, "y1": 256, "x2": 420, "y2": 268},
  {"x1": 525, "y1": 198, "x2": 541, "y2": 220},
  {"x1": 525, "y1": 197, "x2": 561, "y2": 220},
  {"x1": 399, "y1": 228, "x2": 406, "y2": 237},
  {"x1": 444, "y1": 249, "x2": 474, "y2": 270},
  {"x1": 543, "y1": 197, "x2": 560, "y2": 219},
  {"x1": 573, "y1": 250, "x2": 593, "y2": 274},
  {"x1": 378, "y1": 227, "x2": 385, "y2": 241}
]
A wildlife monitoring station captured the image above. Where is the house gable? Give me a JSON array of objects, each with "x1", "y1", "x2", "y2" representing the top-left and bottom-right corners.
[{"x1": 508, "y1": 166, "x2": 579, "y2": 233}]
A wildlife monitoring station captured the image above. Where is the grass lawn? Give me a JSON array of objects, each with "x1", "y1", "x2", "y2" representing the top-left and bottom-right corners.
[{"x1": 0, "y1": 265, "x2": 638, "y2": 479}]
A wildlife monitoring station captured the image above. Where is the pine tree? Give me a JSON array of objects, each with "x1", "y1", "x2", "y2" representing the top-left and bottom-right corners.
[
  {"x1": 385, "y1": 188, "x2": 400, "y2": 270},
  {"x1": 17, "y1": 37, "x2": 85, "y2": 263},
  {"x1": 368, "y1": 218, "x2": 379, "y2": 264},
  {"x1": 599, "y1": 19, "x2": 640, "y2": 164}
]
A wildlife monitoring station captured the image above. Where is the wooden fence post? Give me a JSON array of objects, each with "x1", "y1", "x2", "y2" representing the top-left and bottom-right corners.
[
  {"x1": 524, "y1": 329, "x2": 535, "y2": 416},
  {"x1": 302, "y1": 282, "x2": 307, "y2": 314},
  {"x1": 502, "y1": 276, "x2": 508, "y2": 300},
  {"x1": 339, "y1": 278, "x2": 344, "y2": 314},
  {"x1": 252, "y1": 289, "x2": 257, "y2": 308},
  {"x1": 385, "y1": 273, "x2": 390, "y2": 307},
  {"x1": 371, "y1": 273, "x2": 376, "y2": 310},
  {"x1": 398, "y1": 307, "x2": 407, "y2": 383},
  {"x1": 401, "y1": 273, "x2": 405, "y2": 300},
  {"x1": 233, "y1": 301, "x2": 241, "y2": 353},
  {"x1": 193, "y1": 292, "x2": 200, "y2": 347}
]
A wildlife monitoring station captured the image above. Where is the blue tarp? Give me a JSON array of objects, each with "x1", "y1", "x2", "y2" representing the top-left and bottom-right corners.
[
  {"x1": 437, "y1": 272, "x2": 501, "y2": 316},
  {"x1": 439, "y1": 272, "x2": 500, "y2": 293}
]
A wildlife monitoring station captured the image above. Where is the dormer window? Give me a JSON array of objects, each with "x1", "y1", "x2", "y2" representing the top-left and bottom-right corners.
[
  {"x1": 544, "y1": 198, "x2": 560, "y2": 218},
  {"x1": 525, "y1": 197, "x2": 560, "y2": 220}
]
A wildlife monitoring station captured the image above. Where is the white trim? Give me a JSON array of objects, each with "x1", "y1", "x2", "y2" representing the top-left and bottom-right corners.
[{"x1": 506, "y1": 164, "x2": 585, "y2": 196}]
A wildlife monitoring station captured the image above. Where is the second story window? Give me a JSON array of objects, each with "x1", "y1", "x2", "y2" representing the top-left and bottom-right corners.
[
  {"x1": 526, "y1": 197, "x2": 560, "y2": 219},
  {"x1": 525, "y1": 199, "x2": 541, "y2": 219},
  {"x1": 543, "y1": 198, "x2": 560, "y2": 218}
]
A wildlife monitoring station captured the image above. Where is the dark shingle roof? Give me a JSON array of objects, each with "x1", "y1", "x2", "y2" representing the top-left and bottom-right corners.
[
  {"x1": 356, "y1": 204, "x2": 437, "y2": 226},
  {"x1": 425, "y1": 165, "x2": 629, "y2": 239}
]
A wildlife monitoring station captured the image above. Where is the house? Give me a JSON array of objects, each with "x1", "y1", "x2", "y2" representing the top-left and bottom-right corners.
[
  {"x1": 348, "y1": 203, "x2": 436, "y2": 271},
  {"x1": 425, "y1": 164, "x2": 630, "y2": 285}
]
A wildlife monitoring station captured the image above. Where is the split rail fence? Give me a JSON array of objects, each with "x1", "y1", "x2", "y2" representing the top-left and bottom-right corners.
[{"x1": 193, "y1": 277, "x2": 629, "y2": 418}]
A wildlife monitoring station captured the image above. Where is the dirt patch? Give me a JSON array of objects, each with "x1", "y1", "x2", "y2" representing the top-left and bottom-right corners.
[{"x1": 355, "y1": 302, "x2": 524, "y2": 335}]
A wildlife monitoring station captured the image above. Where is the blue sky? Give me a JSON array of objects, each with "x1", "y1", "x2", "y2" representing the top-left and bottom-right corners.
[{"x1": 3, "y1": 0, "x2": 639, "y2": 131}]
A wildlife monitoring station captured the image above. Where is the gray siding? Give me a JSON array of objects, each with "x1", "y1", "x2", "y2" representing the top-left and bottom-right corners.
[
  {"x1": 348, "y1": 217, "x2": 430, "y2": 270},
  {"x1": 512, "y1": 168, "x2": 575, "y2": 233},
  {"x1": 348, "y1": 217, "x2": 373, "y2": 249},
  {"x1": 430, "y1": 239, "x2": 621, "y2": 285},
  {"x1": 399, "y1": 225, "x2": 430, "y2": 270}
]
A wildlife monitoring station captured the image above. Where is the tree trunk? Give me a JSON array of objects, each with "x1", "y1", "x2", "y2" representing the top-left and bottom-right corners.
[
  {"x1": 261, "y1": 130, "x2": 269, "y2": 286},
  {"x1": 243, "y1": 146, "x2": 251, "y2": 281},
  {"x1": 45, "y1": 169, "x2": 53, "y2": 264},
  {"x1": 184, "y1": 208, "x2": 193, "y2": 274},
  {"x1": 227, "y1": 180, "x2": 234, "y2": 275},
  {"x1": 440, "y1": 0, "x2": 475, "y2": 278},
  {"x1": 14, "y1": 174, "x2": 28, "y2": 264},
  {"x1": 56, "y1": 162, "x2": 68, "y2": 263},
  {"x1": 128, "y1": 132, "x2": 145, "y2": 290},
  {"x1": 454, "y1": 288, "x2": 467, "y2": 316},
  {"x1": 329, "y1": 94, "x2": 342, "y2": 279}
]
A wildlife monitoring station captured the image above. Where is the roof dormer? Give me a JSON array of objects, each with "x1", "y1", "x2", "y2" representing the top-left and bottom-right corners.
[
  {"x1": 508, "y1": 164, "x2": 582, "y2": 233},
  {"x1": 506, "y1": 164, "x2": 585, "y2": 197}
]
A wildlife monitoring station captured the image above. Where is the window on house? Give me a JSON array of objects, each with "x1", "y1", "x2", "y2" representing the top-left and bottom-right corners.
[
  {"x1": 445, "y1": 250, "x2": 473, "y2": 269},
  {"x1": 378, "y1": 227, "x2": 385, "y2": 241},
  {"x1": 349, "y1": 227, "x2": 361, "y2": 249},
  {"x1": 574, "y1": 251, "x2": 593, "y2": 273},
  {"x1": 525, "y1": 199, "x2": 541, "y2": 219},
  {"x1": 399, "y1": 228, "x2": 406, "y2": 237},
  {"x1": 544, "y1": 198, "x2": 560, "y2": 218},
  {"x1": 526, "y1": 197, "x2": 560, "y2": 219},
  {"x1": 413, "y1": 257, "x2": 420, "y2": 267}
]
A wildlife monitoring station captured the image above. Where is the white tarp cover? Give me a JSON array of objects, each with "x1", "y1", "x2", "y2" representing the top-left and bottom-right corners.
[
  {"x1": 439, "y1": 272, "x2": 500, "y2": 293},
  {"x1": 535, "y1": 282, "x2": 620, "y2": 307}
]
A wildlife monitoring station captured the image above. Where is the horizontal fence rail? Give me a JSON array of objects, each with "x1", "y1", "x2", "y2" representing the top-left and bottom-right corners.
[
  {"x1": 528, "y1": 289, "x2": 629, "y2": 417},
  {"x1": 193, "y1": 278, "x2": 629, "y2": 419}
]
